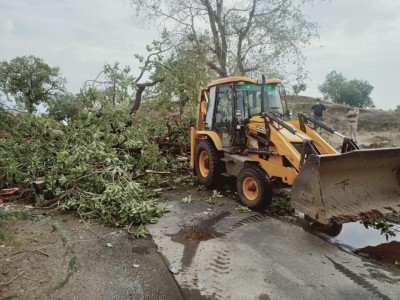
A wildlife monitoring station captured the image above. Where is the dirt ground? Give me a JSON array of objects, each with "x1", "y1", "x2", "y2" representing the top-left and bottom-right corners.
[
  {"x1": 322, "y1": 130, "x2": 400, "y2": 150},
  {"x1": 0, "y1": 209, "x2": 183, "y2": 300}
]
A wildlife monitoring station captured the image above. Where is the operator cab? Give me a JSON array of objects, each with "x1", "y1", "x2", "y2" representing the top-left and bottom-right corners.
[
  {"x1": 235, "y1": 81, "x2": 283, "y2": 121},
  {"x1": 202, "y1": 77, "x2": 285, "y2": 152}
]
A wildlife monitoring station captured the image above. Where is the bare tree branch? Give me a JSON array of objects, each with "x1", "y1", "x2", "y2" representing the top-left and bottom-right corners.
[{"x1": 130, "y1": 77, "x2": 165, "y2": 115}]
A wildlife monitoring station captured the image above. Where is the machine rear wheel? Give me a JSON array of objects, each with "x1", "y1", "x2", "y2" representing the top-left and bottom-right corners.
[
  {"x1": 195, "y1": 140, "x2": 222, "y2": 188},
  {"x1": 237, "y1": 166, "x2": 273, "y2": 211}
]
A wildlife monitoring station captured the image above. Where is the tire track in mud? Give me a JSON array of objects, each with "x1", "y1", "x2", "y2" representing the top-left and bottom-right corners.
[
  {"x1": 325, "y1": 255, "x2": 392, "y2": 300},
  {"x1": 202, "y1": 212, "x2": 275, "y2": 299},
  {"x1": 176, "y1": 211, "x2": 272, "y2": 299},
  {"x1": 227, "y1": 212, "x2": 272, "y2": 234},
  {"x1": 171, "y1": 211, "x2": 229, "y2": 269},
  {"x1": 203, "y1": 247, "x2": 231, "y2": 299},
  {"x1": 171, "y1": 211, "x2": 231, "y2": 298}
]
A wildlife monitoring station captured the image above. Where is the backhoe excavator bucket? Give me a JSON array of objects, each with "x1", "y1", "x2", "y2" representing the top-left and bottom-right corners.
[{"x1": 291, "y1": 148, "x2": 400, "y2": 224}]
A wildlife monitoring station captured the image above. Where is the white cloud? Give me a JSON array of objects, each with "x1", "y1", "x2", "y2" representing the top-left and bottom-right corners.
[
  {"x1": 0, "y1": 0, "x2": 157, "y2": 93},
  {"x1": 4, "y1": 19, "x2": 14, "y2": 32},
  {"x1": 302, "y1": 0, "x2": 400, "y2": 109},
  {"x1": 0, "y1": 0, "x2": 399, "y2": 110}
]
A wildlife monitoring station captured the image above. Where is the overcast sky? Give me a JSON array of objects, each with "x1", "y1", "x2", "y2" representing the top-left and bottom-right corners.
[{"x1": 0, "y1": 0, "x2": 399, "y2": 110}]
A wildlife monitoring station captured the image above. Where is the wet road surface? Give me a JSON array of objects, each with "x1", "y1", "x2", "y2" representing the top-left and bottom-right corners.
[{"x1": 147, "y1": 187, "x2": 400, "y2": 300}]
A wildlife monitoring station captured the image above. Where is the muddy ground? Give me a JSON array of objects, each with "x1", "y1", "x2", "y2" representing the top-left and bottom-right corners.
[
  {"x1": 1, "y1": 130, "x2": 400, "y2": 299},
  {"x1": 0, "y1": 210, "x2": 183, "y2": 300}
]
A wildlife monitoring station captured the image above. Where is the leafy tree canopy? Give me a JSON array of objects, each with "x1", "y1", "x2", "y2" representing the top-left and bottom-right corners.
[
  {"x1": 46, "y1": 93, "x2": 85, "y2": 122},
  {"x1": 148, "y1": 39, "x2": 215, "y2": 112},
  {"x1": 318, "y1": 71, "x2": 375, "y2": 108},
  {"x1": 292, "y1": 83, "x2": 306, "y2": 95},
  {"x1": 130, "y1": 0, "x2": 319, "y2": 81},
  {"x1": 0, "y1": 55, "x2": 66, "y2": 113}
]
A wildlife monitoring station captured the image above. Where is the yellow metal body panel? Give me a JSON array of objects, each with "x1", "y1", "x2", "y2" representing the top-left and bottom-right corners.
[
  {"x1": 195, "y1": 87, "x2": 207, "y2": 130},
  {"x1": 196, "y1": 131, "x2": 223, "y2": 150},
  {"x1": 190, "y1": 127, "x2": 223, "y2": 170},
  {"x1": 248, "y1": 154, "x2": 298, "y2": 185},
  {"x1": 245, "y1": 116, "x2": 339, "y2": 184},
  {"x1": 190, "y1": 127, "x2": 197, "y2": 169},
  {"x1": 287, "y1": 120, "x2": 338, "y2": 154}
]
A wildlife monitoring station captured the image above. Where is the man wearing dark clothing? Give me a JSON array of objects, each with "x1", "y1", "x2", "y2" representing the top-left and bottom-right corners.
[{"x1": 311, "y1": 98, "x2": 326, "y2": 120}]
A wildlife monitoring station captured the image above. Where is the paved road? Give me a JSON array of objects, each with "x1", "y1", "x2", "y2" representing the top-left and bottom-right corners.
[{"x1": 147, "y1": 188, "x2": 400, "y2": 300}]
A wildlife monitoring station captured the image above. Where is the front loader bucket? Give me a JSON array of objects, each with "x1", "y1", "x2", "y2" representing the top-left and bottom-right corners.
[{"x1": 291, "y1": 148, "x2": 400, "y2": 224}]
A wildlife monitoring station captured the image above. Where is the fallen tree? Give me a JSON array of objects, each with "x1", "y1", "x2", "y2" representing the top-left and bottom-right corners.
[{"x1": 0, "y1": 102, "x2": 192, "y2": 227}]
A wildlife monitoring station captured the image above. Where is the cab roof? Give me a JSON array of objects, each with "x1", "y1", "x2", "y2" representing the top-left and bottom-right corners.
[{"x1": 207, "y1": 76, "x2": 281, "y2": 88}]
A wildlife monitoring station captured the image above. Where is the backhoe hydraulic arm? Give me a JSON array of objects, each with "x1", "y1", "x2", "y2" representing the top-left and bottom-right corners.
[
  {"x1": 298, "y1": 112, "x2": 335, "y2": 134},
  {"x1": 263, "y1": 112, "x2": 296, "y2": 135}
]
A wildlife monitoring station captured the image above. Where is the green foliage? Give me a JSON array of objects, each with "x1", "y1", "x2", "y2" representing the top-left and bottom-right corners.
[
  {"x1": 318, "y1": 71, "x2": 375, "y2": 108},
  {"x1": 150, "y1": 42, "x2": 213, "y2": 112},
  {"x1": 134, "y1": 224, "x2": 149, "y2": 238},
  {"x1": 362, "y1": 218, "x2": 399, "y2": 241},
  {"x1": 196, "y1": 185, "x2": 207, "y2": 191},
  {"x1": 272, "y1": 190, "x2": 295, "y2": 215},
  {"x1": 0, "y1": 100, "x2": 177, "y2": 227},
  {"x1": 174, "y1": 175, "x2": 196, "y2": 186},
  {"x1": 84, "y1": 62, "x2": 134, "y2": 107},
  {"x1": 51, "y1": 222, "x2": 81, "y2": 288},
  {"x1": 292, "y1": 84, "x2": 306, "y2": 96},
  {"x1": 0, "y1": 111, "x2": 63, "y2": 186},
  {"x1": 46, "y1": 62, "x2": 135, "y2": 123},
  {"x1": 0, "y1": 55, "x2": 66, "y2": 113},
  {"x1": 206, "y1": 190, "x2": 224, "y2": 206},
  {"x1": 46, "y1": 93, "x2": 87, "y2": 122},
  {"x1": 235, "y1": 205, "x2": 251, "y2": 213},
  {"x1": 137, "y1": 143, "x2": 167, "y2": 171},
  {"x1": 141, "y1": 174, "x2": 169, "y2": 188},
  {"x1": 181, "y1": 195, "x2": 193, "y2": 204}
]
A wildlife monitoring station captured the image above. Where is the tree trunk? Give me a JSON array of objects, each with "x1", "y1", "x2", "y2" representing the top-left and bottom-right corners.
[{"x1": 130, "y1": 78, "x2": 165, "y2": 117}]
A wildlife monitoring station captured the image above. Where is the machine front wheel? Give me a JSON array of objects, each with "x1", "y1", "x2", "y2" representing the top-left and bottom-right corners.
[
  {"x1": 195, "y1": 140, "x2": 222, "y2": 188},
  {"x1": 237, "y1": 166, "x2": 273, "y2": 211}
]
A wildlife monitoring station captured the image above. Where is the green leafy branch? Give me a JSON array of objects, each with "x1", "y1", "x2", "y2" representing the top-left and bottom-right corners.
[{"x1": 362, "y1": 218, "x2": 399, "y2": 241}]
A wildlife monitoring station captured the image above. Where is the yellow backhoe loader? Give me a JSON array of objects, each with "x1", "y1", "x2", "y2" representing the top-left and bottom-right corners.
[{"x1": 190, "y1": 76, "x2": 400, "y2": 224}]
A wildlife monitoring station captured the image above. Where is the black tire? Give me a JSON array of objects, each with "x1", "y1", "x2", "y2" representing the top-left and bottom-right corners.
[
  {"x1": 237, "y1": 165, "x2": 273, "y2": 211},
  {"x1": 195, "y1": 140, "x2": 222, "y2": 188}
]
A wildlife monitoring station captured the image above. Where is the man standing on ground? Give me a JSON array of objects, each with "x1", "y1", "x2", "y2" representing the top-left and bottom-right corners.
[
  {"x1": 311, "y1": 98, "x2": 326, "y2": 121},
  {"x1": 310, "y1": 98, "x2": 326, "y2": 130},
  {"x1": 347, "y1": 105, "x2": 360, "y2": 143}
]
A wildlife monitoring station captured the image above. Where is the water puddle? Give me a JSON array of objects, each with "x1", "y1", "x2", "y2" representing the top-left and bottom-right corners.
[
  {"x1": 174, "y1": 227, "x2": 223, "y2": 242},
  {"x1": 311, "y1": 220, "x2": 400, "y2": 267},
  {"x1": 171, "y1": 211, "x2": 229, "y2": 244},
  {"x1": 169, "y1": 211, "x2": 230, "y2": 268},
  {"x1": 334, "y1": 221, "x2": 400, "y2": 249}
]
